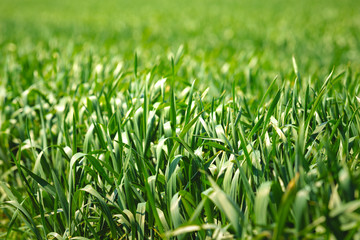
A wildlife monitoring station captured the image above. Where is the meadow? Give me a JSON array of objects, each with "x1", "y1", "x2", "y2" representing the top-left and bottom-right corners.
[{"x1": 1, "y1": 0, "x2": 360, "y2": 239}]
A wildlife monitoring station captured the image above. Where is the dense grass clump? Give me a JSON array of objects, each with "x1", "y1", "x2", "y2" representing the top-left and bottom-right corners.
[{"x1": 1, "y1": 0, "x2": 360, "y2": 239}]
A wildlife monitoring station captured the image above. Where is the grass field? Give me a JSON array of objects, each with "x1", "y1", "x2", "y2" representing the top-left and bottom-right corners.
[{"x1": 1, "y1": 0, "x2": 360, "y2": 239}]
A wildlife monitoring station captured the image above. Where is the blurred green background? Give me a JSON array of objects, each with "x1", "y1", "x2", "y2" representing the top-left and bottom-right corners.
[{"x1": 1, "y1": 0, "x2": 359, "y2": 73}]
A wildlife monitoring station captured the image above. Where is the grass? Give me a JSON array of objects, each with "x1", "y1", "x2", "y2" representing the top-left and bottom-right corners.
[{"x1": 1, "y1": 0, "x2": 360, "y2": 239}]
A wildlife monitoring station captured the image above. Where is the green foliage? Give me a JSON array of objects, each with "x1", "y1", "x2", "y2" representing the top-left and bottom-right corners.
[{"x1": 1, "y1": 0, "x2": 360, "y2": 239}]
